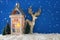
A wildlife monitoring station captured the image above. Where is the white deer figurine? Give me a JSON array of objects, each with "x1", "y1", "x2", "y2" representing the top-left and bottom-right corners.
[{"x1": 26, "y1": 6, "x2": 41, "y2": 33}]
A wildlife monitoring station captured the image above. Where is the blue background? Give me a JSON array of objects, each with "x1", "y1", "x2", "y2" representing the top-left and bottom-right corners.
[{"x1": 0, "y1": 0, "x2": 60, "y2": 34}]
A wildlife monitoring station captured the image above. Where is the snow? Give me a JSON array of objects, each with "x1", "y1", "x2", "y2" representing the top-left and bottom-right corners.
[{"x1": 0, "y1": 33, "x2": 60, "y2": 40}]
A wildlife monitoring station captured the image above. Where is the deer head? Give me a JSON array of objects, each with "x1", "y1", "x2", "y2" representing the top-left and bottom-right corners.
[{"x1": 28, "y1": 6, "x2": 41, "y2": 21}]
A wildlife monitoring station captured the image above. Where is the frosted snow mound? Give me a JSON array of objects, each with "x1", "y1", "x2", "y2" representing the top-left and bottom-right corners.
[{"x1": 0, "y1": 34, "x2": 60, "y2": 40}]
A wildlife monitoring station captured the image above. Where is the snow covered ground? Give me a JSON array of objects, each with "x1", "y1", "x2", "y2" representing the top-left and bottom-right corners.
[{"x1": 0, "y1": 33, "x2": 60, "y2": 40}]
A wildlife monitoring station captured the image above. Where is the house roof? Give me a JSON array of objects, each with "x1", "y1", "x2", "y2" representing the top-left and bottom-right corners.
[{"x1": 11, "y1": 3, "x2": 24, "y2": 15}]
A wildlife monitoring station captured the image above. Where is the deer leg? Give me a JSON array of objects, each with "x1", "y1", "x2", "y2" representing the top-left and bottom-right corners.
[{"x1": 30, "y1": 26, "x2": 34, "y2": 33}]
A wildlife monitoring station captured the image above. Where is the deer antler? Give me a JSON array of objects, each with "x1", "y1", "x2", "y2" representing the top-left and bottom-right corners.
[
  {"x1": 28, "y1": 6, "x2": 41, "y2": 17},
  {"x1": 28, "y1": 6, "x2": 33, "y2": 15},
  {"x1": 34, "y1": 8, "x2": 41, "y2": 16}
]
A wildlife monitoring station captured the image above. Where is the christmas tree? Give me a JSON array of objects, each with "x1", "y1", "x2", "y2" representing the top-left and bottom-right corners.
[
  {"x1": 24, "y1": 21, "x2": 30, "y2": 34},
  {"x1": 2, "y1": 23, "x2": 11, "y2": 35}
]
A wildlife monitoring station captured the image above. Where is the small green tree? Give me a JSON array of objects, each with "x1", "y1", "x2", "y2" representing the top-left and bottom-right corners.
[
  {"x1": 24, "y1": 22, "x2": 30, "y2": 34},
  {"x1": 2, "y1": 27, "x2": 6, "y2": 35},
  {"x1": 2, "y1": 23, "x2": 11, "y2": 35},
  {"x1": 6, "y1": 23, "x2": 11, "y2": 34}
]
